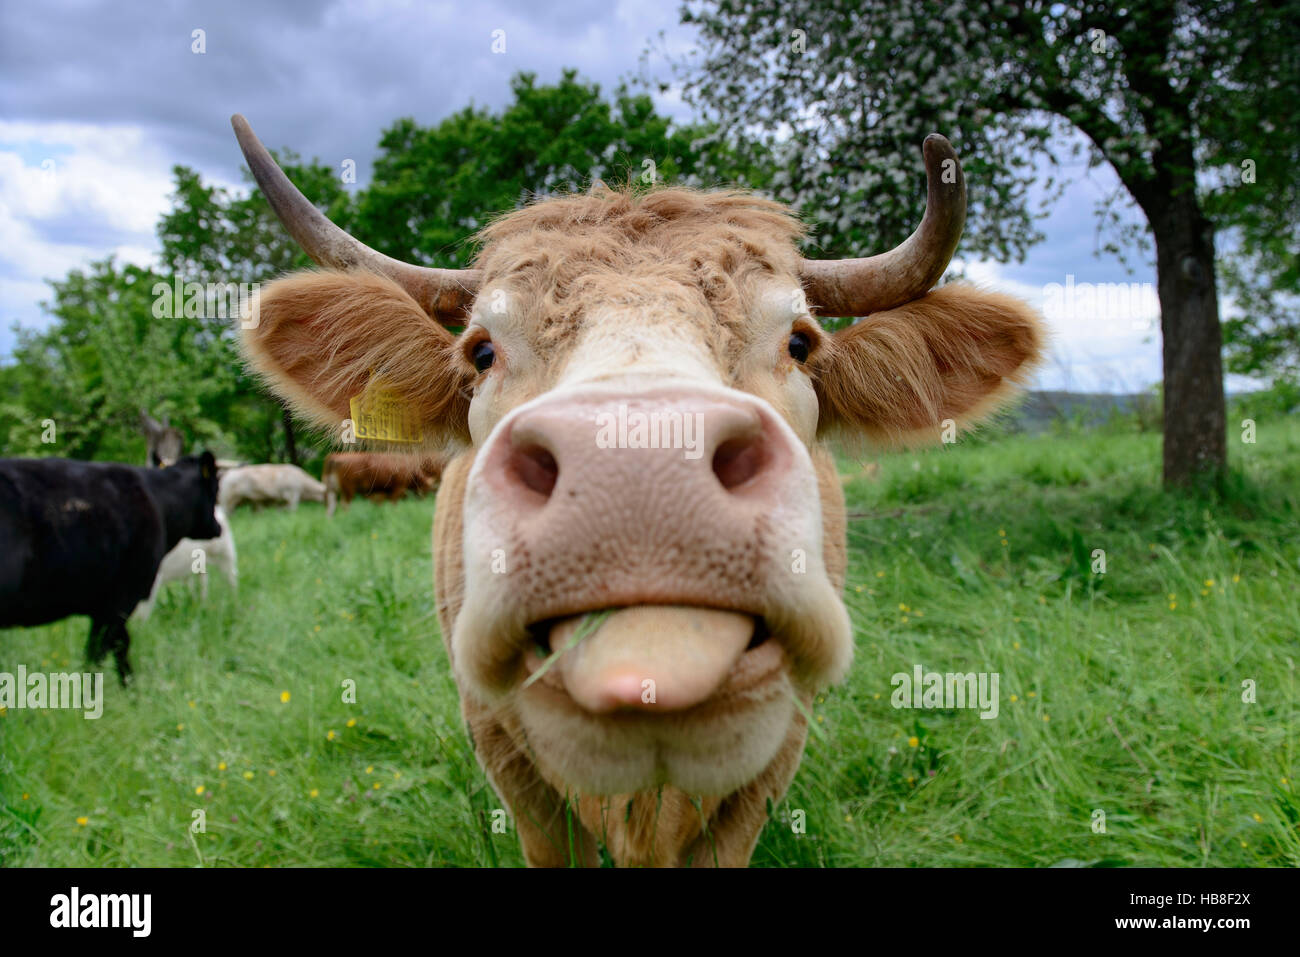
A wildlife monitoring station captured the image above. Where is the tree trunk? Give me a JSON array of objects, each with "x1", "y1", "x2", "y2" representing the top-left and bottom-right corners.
[
  {"x1": 262, "y1": 410, "x2": 275, "y2": 464},
  {"x1": 1151, "y1": 193, "x2": 1227, "y2": 489},
  {"x1": 281, "y1": 406, "x2": 300, "y2": 466}
]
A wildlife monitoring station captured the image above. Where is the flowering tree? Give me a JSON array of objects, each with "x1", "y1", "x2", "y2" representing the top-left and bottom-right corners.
[{"x1": 676, "y1": 0, "x2": 1298, "y2": 488}]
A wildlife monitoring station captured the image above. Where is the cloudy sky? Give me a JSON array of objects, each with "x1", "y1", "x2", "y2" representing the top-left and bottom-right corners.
[{"x1": 1, "y1": 0, "x2": 1199, "y2": 392}]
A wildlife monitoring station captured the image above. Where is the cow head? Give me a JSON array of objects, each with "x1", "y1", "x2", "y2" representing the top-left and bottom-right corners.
[
  {"x1": 161, "y1": 450, "x2": 222, "y2": 542},
  {"x1": 232, "y1": 116, "x2": 1043, "y2": 864}
]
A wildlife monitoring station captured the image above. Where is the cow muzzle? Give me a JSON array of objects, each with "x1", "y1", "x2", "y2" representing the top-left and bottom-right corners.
[{"x1": 452, "y1": 381, "x2": 852, "y2": 714}]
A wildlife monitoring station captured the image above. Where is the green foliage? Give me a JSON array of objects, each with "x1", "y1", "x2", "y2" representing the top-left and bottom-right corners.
[
  {"x1": 355, "y1": 69, "x2": 766, "y2": 268},
  {"x1": 152, "y1": 152, "x2": 352, "y2": 465},
  {"x1": 1, "y1": 149, "x2": 350, "y2": 463},
  {"x1": 1203, "y1": 0, "x2": 1300, "y2": 385},
  {"x1": 1230, "y1": 380, "x2": 1300, "y2": 421},
  {"x1": 1, "y1": 259, "x2": 220, "y2": 460},
  {"x1": 1221, "y1": 250, "x2": 1300, "y2": 387},
  {"x1": 676, "y1": 1, "x2": 1297, "y2": 270},
  {"x1": 675, "y1": 0, "x2": 1296, "y2": 483},
  {"x1": 2, "y1": 71, "x2": 752, "y2": 464},
  {"x1": 157, "y1": 153, "x2": 353, "y2": 286},
  {"x1": 680, "y1": 0, "x2": 1050, "y2": 263}
]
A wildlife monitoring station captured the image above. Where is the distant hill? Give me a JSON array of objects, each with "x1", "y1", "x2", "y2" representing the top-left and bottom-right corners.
[{"x1": 1001, "y1": 391, "x2": 1158, "y2": 433}]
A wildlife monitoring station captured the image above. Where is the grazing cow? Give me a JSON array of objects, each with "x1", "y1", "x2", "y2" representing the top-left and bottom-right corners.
[
  {"x1": 217, "y1": 463, "x2": 325, "y2": 512},
  {"x1": 0, "y1": 452, "x2": 221, "y2": 683},
  {"x1": 322, "y1": 452, "x2": 443, "y2": 517},
  {"x1": 233, "y1": 115, "x2": 1044, "y2": 866},
  {"x1": 135, "y1": 505, "x2": 238, "y2": 619}
]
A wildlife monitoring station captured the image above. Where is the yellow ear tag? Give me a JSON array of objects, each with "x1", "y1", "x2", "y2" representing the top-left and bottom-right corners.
[{"x1": 349, "y1": 376, "x2": 423, "y2": 444}]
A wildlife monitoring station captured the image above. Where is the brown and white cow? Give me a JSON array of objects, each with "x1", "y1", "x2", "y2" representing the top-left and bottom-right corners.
[
  {"x1": 232, "y1": 115, "x2": 1044, "y2": 867},
  {"x1": 321, "y1": 451, "x2": 444, "y2": 517}
]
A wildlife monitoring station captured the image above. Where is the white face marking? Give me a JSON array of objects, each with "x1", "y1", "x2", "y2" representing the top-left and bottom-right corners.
[{"x1": 553, "y1": 306, "x2": 721, "y2": 389}]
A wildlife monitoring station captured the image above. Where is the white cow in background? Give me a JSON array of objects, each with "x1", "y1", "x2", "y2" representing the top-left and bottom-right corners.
[
  {"x1": 135, "y1": 506, "x2": 238, "y2": 619},
  {"x1": 218, "y1": 463, "x2": 325, "y2": 512}
]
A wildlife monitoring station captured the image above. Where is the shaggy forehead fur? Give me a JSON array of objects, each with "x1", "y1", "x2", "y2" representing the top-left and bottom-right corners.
[{"x1": 472, "y1": 188, "x2": 809, "y2": 356}]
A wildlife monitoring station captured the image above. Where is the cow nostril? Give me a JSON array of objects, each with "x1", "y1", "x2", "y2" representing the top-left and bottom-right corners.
[
  {"x1": 527, "y1": 618, "x2": 555, "y2": 655},
  {"x1": 511, "y1": 444, "x2": 559, "y2": 498},
  {"x1": 712, "y1": 435, "x2": 766, "y2": 490}
]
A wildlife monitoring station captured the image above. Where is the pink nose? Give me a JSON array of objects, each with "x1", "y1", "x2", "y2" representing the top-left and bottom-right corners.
[
  {"x1": 473, "y1": 386, "x2": 808, "y2": 709},
  {"x1": 489, "y1": 389, "x2": 792, "y2": 523}
]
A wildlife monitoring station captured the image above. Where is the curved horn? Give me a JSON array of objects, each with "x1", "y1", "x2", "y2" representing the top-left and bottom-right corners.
[
  {"x1": 231, "y1": 114, "x2": 480, "y2": 323},
  {"x1": 800, "y1": 134, "x2": 966, "y2": 318}
]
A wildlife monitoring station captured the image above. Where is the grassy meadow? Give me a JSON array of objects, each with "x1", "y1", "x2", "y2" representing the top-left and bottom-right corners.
[{"x1": 2, "y1": 415, "x2": 1298, "y2": 867}]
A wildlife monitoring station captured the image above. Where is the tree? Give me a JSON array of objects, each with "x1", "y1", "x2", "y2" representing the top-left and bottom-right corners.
[
  {"x1": 1, "y1": 259, "x2": 216, "y2": 460},
  {"x1": 675, "y1": 0, "x2": 1299, "y2": 488},
  {"x1": 158, "y1": 154, "x2": 356, "y2": 466},
  {"x1": 4, "y1": 71, "x2": 765, "y2": 464},
  {"x1": 1221, "y1": 250, "x2": 1300, "y2": 388},
  {"x1": 157, "y1": 154, "x2": 355, "y2": 285},
  {"x1": 0, "y1": 153, "x2": 351, "y2": 465},
  {"x1": 355, "y1": 69, "x2": 767, "y2": 267},
  {"x1": 1203, "y1": 3, "x2": 1300, "y2": 389}
]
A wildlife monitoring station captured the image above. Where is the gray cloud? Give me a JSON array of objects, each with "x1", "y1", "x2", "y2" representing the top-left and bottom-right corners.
[{"x1": 1, "y1": 0, "x2": 682, "y2": 184}]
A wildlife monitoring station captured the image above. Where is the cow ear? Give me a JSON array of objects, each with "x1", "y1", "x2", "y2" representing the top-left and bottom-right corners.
[
  {"x1": 811, "y1": 284, "x2": 1045, "y2": 445},
  {"x1": 241, "y1": 270, "x2": 472, "y2": 447},
  {"x1": 199, "y1": 450, "x2": 216, "y2": 481}
]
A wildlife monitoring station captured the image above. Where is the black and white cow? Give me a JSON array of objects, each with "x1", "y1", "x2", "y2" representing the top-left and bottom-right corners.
[{"x1": 0, "y1": 452, "x2": 221, "y2": 683}]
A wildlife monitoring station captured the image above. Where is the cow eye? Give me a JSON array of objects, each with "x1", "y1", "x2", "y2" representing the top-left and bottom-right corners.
[
  {"x1": 788, "y1": 331, "x2": 811, "y2": 363},
  {"x1": 471, "y1": 340, "x2": 496, "y2": 373}
]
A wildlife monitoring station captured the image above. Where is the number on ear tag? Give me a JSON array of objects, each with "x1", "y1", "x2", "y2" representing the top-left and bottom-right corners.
[{"x1": 349, "y1": 377, "x2": 422, "y2": 444}]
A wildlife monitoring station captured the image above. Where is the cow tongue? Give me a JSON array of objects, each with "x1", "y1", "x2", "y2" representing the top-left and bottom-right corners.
[{"x1": 548, "y1": 605, "x2": 753, "y2": 714}]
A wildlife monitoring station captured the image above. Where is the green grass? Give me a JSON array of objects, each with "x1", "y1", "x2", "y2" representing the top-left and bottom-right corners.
[{"x1": 2, "y1": 420, "x2": 1298, "y2": 867}]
